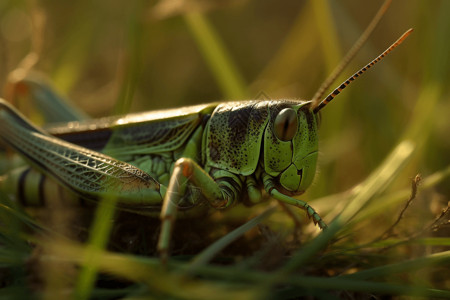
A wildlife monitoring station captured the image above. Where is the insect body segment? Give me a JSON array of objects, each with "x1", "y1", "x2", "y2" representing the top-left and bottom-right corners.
[{"x1": 204, "y1": 101, "x2": 269, "y2": 176}]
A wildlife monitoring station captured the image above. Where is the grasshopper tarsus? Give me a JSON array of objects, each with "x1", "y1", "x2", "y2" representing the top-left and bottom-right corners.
[{"x1": 309, "y1": 209, "x2": 328, "y2": 230}]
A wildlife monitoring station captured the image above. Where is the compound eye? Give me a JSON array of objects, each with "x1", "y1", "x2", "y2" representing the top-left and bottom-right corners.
[{"x1": 274, "y1": 108, "x2": 298, "y2": 141}]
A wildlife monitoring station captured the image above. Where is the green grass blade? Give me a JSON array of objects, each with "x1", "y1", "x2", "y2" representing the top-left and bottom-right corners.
[
  {"x1": 351, "y1": 164, "x2": 450, "y2": 224},
  {"x1": 188, "y1": 205, "x2": 276, "y2": 270},
  {"x1": 50, "y1": 3, "x2": 96, "y2": 93},
  {"x1": 42, "y1": 242, "x2": 450, "y2": 299},
  {"x1": 74, "y1": 195, "x2": 119, "y2": 300},
  {"x1": 337, "y1": 140, "x2": 415, "y2": 225},
  {"x1": 255, "y1": 139, "x2": 415, "y2": 293},
  {"x1": 311, "y1": 0, "x2": 342, "y2": 75},
  {"x1": 342, "y1": 250, "x2": 450, "y2": 280},
  {"x1": 113, "y1": 1, "x2": 146, "y2": 115},
  {"x1": 184, "y1": 12, "x2": 247, "y2": 99}
]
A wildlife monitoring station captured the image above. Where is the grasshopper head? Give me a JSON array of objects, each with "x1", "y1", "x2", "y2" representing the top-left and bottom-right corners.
[{"x1": 264, "y1": 101, "x2": 318, "y2": 194}]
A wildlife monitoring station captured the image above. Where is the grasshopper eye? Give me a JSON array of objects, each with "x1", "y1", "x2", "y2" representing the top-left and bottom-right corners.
[{"x1": 274, "y1": 108, "x2": 298, "y2": 141}]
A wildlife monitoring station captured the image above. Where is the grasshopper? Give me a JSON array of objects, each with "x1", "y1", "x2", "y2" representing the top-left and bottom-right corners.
[{"x1": 0, "y1": 6, "x2": 412, "y2": 262}]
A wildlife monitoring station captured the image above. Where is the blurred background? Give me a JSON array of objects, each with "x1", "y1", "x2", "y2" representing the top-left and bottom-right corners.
[
  {"x1": 1, "y1": 1, "x2": 449, "y2": 297},
  {"x1": 0, "y1": 0, "x2": 449, "y2": 215}
]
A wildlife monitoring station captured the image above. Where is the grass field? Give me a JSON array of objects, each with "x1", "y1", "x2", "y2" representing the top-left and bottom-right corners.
[{"x1": 1, "y1": 0, "x2": 449, "y2": 299}]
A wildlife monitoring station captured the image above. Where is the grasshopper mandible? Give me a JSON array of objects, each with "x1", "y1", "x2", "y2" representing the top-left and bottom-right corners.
[{"x1": 0, "y1": 5, "x2": 412, "y2": 262}]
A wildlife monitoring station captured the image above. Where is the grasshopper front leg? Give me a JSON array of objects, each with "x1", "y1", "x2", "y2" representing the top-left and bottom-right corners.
[
  {"x1": 5, "y1": 70, "x2": 88, "y2": 123},
  {"x1": 157, "y1": 157, "x2": 328, "y2": 263},
  {"x1": 158, "y1": 158, "x2": 235, "y2": 264},
  {"x1": 262, "y1": 172, "x2": 328, "y2": 230}
]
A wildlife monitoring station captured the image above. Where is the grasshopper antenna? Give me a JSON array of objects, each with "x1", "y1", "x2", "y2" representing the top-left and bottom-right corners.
[
  {"x1": 313, "y1": 28, "x2": 413, "y2": 113},
  {"x1": 310, "y1": 0, "x2": 392, "y2": 109}
]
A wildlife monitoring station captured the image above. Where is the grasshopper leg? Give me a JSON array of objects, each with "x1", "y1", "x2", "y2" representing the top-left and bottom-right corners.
[
  {"x1": 0, "y1": 99, "x2": 163, "y2": 206},
  {"x1": 270, "y1": 189, "x2": 327, "y2": 230},
  {"x1": 263, "y1": 174, "x2": 328, "y2": 229},
  {"x1": 5, "y1": 71, "x2": 87, "y2": 123},
  {"x1": 158, "y1": 157, "x2": 233, "y2": 264},
  {"x1": 262, "y1": 172, "x2": 327, "y2": 230}
]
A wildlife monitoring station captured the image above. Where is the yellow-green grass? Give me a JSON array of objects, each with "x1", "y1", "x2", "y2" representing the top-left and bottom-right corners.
[{"x1": 0, "y1": 0, "x2": 449, "y2": 298}]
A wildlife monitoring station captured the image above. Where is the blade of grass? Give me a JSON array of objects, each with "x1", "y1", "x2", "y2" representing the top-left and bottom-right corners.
[
  {"x1": 184, "y1": 12, "x2": 247, "y2": 99},
  {"x1": 279, "y1": 141, "x2": 414, "y2": 277},
  {"x1": 43, "y1": 240, "x2": 450, "y2": 298},
  {"x1": 311, "y1": 0, "x2": 343, "y2": 80},
  {"x1": 368, "y1": 237, "x2": 450, "y2": 249},
  {"x1": 50, "y1": 3, "x2": 96, "y2": 93},
  {"x1": 74, "y1": 195, "x2": 119, "y2": 300},
  {"x1": 351, "y1": 164, "x2": 450, "y2": 225},
  {"x1": 342, "y1": 250, "x2": 450, "y2": 280},
  {"x1": 337, "y1": 139, "x2": 415, "y2": 225},
  {"x1": 114, "y1": 0, "x2": 146, "y2": 115},
  {"x1": 0, "y1": 202, "x2": 45, "y2": 233},
  {"x1": 255, "y1": 140, "x2": 415, "y2": 293},
  {"x1": 254, "y1": 1, "x2": 318, "y2": 93},
  {"x1": 311, "y1": 0, "x2": 392, "y2": 105},
  {"x1": 47, "y1": 239, "x2": 260, "y2": 299},
  {"x1": 187, "y1": 205, "x2": 277, "y2": 271},
  {"x1": 400, "y1": 1, "x2": 450, "y2": 162}
]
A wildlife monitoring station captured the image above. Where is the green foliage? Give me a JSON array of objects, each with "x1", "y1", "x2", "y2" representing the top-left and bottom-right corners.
[{"x1": 0, "y1": 0, "x2": 449, "y2": 299}]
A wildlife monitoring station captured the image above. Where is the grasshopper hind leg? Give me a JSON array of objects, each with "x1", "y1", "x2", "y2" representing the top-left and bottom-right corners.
[
  {"x1": 5, "y1": 71, "x2": 88, "y2": 123},
  {"x1": 0, "y1": 99, "x2": 164, "y2": 207}
]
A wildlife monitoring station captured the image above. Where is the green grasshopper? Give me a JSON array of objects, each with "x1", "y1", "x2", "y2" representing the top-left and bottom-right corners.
[{"x1": 0, "y1": 15, "x2": 412, "y2": 261}]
